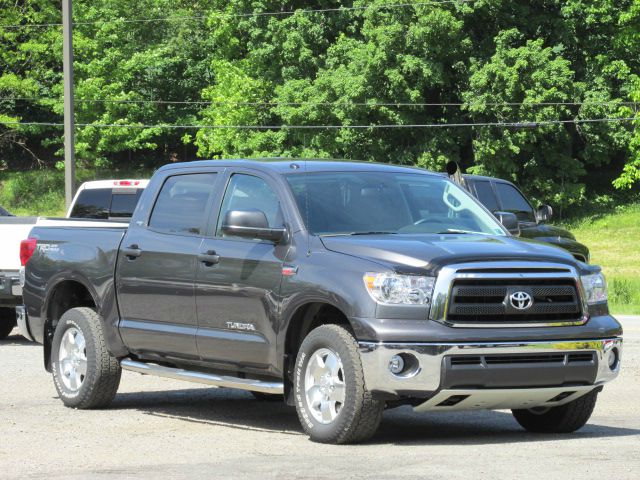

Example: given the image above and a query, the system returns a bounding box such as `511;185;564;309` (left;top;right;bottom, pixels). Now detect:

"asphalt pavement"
1;316;639;479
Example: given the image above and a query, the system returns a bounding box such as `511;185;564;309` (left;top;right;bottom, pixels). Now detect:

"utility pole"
62;0;75;208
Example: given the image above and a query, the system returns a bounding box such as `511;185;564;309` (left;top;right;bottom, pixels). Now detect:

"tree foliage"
1;0;639;207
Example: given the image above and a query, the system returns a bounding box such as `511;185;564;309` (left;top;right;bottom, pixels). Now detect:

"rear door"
195;170;289;373
116;170;222;361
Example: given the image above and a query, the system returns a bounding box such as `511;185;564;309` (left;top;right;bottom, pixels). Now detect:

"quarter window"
149;173;217;235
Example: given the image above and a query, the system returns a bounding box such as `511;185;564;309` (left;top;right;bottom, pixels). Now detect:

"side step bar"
120;358;284;395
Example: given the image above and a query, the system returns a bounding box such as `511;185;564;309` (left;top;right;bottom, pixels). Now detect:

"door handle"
122;244;142;259
198;250;220;266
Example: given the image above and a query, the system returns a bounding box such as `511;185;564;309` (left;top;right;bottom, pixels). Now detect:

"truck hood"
520;222;576;241
320;233;583;274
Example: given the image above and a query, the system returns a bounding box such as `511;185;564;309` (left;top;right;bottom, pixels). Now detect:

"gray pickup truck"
21;160;622;444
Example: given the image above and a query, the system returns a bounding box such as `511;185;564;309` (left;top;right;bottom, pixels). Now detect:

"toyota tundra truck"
20;160;622;444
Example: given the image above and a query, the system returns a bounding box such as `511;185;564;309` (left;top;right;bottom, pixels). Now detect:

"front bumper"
359;338;622;411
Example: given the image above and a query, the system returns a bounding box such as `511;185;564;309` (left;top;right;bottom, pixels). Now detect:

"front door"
116;171;220;361
195;172;289;373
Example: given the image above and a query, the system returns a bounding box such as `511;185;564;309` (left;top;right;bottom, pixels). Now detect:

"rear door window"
149;173;218;235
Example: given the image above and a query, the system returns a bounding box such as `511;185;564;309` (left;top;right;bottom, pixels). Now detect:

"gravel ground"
1;316;639;479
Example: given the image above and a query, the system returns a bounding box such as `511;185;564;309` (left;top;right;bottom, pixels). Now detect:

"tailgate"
0;217;38;271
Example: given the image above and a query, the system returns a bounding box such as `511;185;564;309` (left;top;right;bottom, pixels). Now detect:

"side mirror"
221;209;287;243
536;204;553;223
494;211;521;236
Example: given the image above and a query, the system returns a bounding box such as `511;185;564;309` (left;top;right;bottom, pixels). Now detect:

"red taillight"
20;238;37;266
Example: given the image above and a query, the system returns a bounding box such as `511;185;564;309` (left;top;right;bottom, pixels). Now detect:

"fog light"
608;348;619;371
389;355;405;375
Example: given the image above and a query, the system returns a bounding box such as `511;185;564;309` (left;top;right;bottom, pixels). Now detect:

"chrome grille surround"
429;262;589;328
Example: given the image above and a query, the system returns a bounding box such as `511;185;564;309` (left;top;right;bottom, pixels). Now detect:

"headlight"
580;273;607;304
363;272;435;305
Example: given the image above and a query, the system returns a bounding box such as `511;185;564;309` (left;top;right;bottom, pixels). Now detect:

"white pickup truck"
0;179;148;339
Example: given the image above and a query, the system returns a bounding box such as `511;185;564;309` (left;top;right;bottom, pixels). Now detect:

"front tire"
512;389;599;433
51;307;121;409
294;324;384;444
0;307;17;340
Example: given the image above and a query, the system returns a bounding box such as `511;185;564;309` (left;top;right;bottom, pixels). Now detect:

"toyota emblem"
509;291;533;310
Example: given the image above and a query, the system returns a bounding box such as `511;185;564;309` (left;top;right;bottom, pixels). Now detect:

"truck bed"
22;222;129;345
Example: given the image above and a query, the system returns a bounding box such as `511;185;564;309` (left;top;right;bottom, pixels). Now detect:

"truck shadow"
0;330;36;347
111;387;640;445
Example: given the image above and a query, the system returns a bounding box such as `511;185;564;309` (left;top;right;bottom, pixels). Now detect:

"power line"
1;117;637;130
0;0;476;29
3;97;638;108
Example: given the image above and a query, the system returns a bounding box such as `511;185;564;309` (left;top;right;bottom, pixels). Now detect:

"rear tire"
294;324;384;444
51;307;121;409
512;389;598;433
0;307;16;340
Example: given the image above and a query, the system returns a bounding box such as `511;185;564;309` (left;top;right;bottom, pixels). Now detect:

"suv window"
70;188;145;219
495;182;535;222
217;174;282;238
473;181;499;213
149;173;217;235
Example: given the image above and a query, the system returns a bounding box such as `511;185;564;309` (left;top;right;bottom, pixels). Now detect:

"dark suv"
463;175;590;263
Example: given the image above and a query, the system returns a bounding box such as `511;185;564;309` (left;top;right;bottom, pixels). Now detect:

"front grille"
446;277;583;325
450;352;596;367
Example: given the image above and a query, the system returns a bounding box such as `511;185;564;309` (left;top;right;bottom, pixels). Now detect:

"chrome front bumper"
359;338;622;411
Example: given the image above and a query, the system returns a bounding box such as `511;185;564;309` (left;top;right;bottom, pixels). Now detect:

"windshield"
286;172;506;236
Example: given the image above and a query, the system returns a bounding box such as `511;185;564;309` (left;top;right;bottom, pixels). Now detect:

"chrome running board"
120;358;284;394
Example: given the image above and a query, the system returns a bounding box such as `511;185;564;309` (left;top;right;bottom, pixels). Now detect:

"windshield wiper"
436;229;486;235
350;231;397;236
320;231;397;237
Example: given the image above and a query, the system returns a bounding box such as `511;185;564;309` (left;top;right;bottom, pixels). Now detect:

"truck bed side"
24;224;129;365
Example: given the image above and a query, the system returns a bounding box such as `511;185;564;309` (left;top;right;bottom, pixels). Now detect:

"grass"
0;168;154;217
567;203;640;315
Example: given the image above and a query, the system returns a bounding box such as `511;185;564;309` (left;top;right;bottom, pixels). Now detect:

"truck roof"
462;173;515;185
158;158;442;176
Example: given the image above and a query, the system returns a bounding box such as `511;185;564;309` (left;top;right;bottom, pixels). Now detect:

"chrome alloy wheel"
58;327;87;391
304;348;346;424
